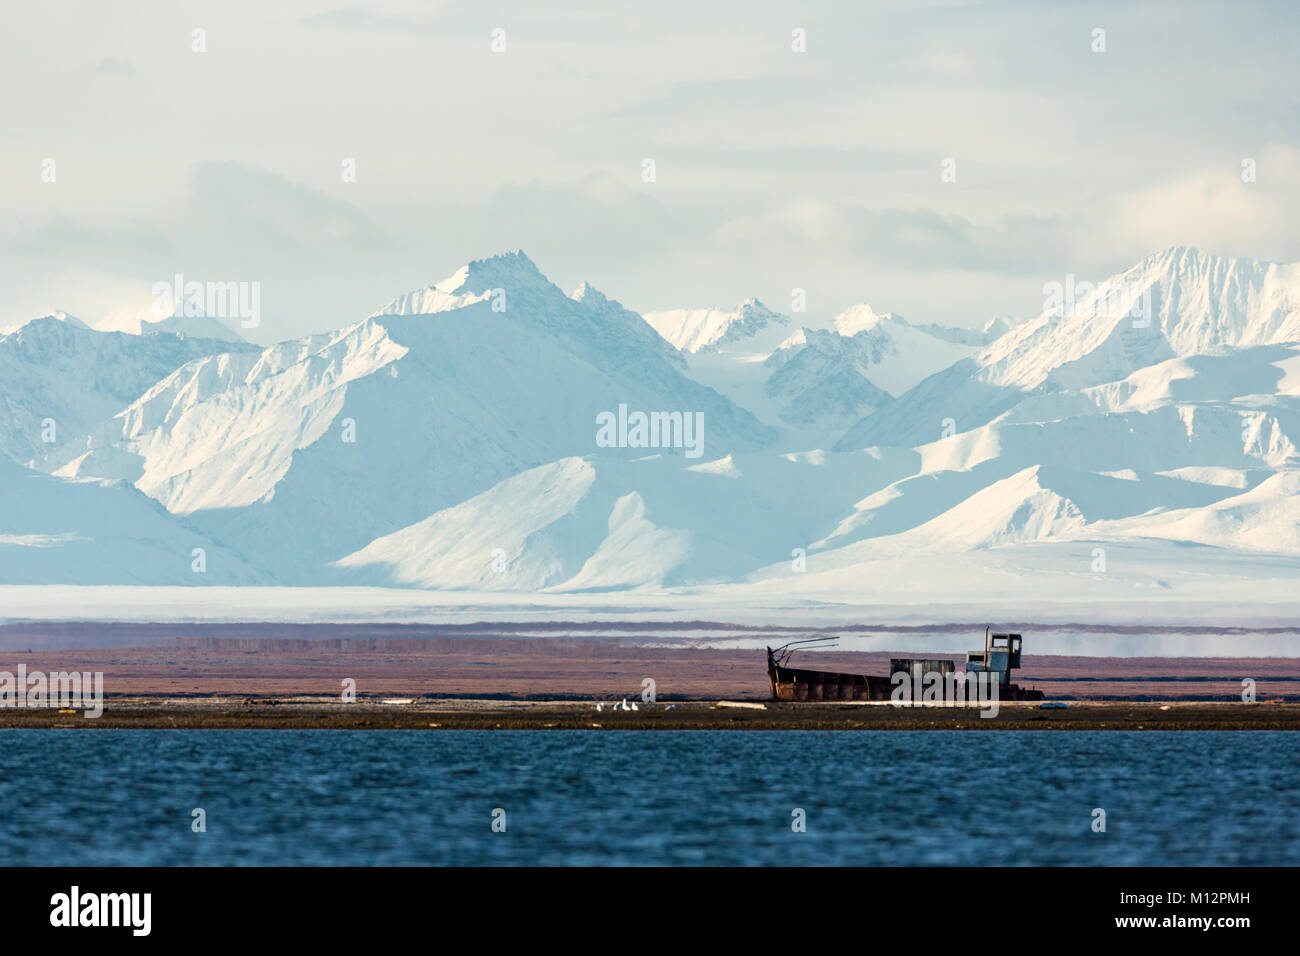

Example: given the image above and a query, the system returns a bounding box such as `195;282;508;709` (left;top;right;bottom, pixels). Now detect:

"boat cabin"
966;629;1023;684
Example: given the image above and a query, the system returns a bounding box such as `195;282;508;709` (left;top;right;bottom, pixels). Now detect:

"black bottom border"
0;866;1278;942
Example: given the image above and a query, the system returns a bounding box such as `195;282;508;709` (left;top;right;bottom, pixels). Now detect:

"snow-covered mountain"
643;298;791;354
982;246;1300;391
0;454;264;585
837;245;1300;449
809;306;977;397
334;447;919;590
96;306;247;343
644;298;981;441
45;252;775;583
9;245;1300;597
761;329;897;431
335;247;1300;592
0;309;90;335
0;313;256;465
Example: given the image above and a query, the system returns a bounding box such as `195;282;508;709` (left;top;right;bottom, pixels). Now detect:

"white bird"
596;702;604;712
631;702;639;711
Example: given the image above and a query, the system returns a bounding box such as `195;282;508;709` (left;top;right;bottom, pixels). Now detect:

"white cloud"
1107;146;1300;265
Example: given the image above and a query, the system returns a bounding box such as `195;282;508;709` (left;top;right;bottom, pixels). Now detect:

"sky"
2;0;1298;343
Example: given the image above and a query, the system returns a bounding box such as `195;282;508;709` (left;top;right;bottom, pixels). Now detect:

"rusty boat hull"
766;648;1045;702
767;660;896;701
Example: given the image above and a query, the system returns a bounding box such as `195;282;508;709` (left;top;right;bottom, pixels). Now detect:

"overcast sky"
2;0;1297;343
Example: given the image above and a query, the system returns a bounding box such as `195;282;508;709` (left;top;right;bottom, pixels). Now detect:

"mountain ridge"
6;245;1300;593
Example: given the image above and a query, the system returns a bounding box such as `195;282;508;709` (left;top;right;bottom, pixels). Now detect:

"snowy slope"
642;298;791;354
645;298;980;443
0;310;90;333
52;252;775;583
836;248;1300;450
335;447;919;590
11;244;1300;593
96;307;246;343
983;247;1300;391
760;329;896;431
825;307;980;396
851;465;1089;553
1100;471;1300;553
0;455;264;585
0;314;256;466
793;248;1300;594
51;320;408;510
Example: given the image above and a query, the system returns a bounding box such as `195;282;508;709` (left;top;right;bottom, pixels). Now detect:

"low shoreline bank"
3;697;1298;730
6;636;1300;701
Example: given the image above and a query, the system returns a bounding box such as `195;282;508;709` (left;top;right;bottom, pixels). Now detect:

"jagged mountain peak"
11;244;1300;593
1141;244;1263;273
371;250;557;317
2;310;91;335
570;281;611;306
96;306;246;343
734;296;781;317
440;249;546;293
981;315;1019;338
833;304;908;337
642;298;792;353
975;246;1300;390
35;309;90;329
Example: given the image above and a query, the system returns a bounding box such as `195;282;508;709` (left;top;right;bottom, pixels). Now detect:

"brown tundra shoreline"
4;633;1300;728
4;697;1299;730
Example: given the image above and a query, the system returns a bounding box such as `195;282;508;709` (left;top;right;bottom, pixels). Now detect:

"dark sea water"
1;730;1295;866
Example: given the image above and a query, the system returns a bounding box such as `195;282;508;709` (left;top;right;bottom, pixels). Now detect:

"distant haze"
2;0;1298;342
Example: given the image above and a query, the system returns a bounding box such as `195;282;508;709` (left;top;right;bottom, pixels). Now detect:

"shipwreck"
766;628;1045;702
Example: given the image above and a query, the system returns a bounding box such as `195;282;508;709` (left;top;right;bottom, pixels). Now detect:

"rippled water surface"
1;730;1295;865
